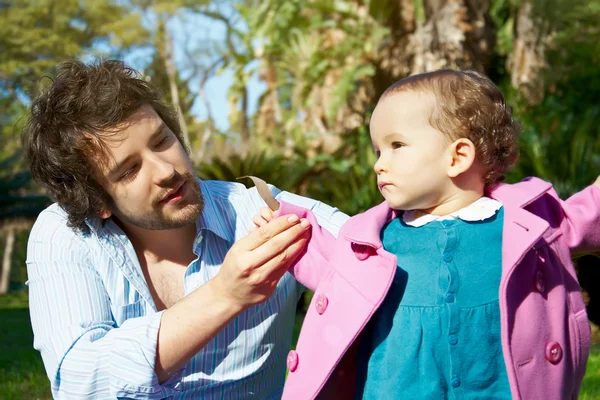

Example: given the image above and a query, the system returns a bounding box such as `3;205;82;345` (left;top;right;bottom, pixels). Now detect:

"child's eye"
374;149;381;158
391;142;404;149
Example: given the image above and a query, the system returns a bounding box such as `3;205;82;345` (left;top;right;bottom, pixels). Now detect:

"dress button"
442;220;454;227
286;350;299;372
451;377;461;388
545;342;563;364
534;270;545;293
315;294;329;315
351;243;373;261
448;334;458;345
445;293;455;303
443;253;453;262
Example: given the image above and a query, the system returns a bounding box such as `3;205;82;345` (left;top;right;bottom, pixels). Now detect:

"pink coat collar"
342;177;553;254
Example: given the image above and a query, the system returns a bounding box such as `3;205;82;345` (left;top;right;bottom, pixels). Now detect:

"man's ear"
447;138;477;178
98;209;112;219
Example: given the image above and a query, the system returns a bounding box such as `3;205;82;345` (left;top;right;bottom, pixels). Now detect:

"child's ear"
447;138;476;178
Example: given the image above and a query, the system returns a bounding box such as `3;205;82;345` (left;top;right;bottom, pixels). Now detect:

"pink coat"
274;178;600;400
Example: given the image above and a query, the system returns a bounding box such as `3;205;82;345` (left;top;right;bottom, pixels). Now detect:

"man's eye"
155;134;173;149
155;137;168;148
119;166;137;181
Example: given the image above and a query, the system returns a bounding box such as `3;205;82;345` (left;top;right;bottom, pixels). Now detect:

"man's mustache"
152;172;195;206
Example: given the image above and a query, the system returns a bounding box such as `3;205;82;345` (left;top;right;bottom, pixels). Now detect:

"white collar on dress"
402;197;503;227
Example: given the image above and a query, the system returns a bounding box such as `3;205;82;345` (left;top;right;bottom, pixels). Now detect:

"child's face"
370;90;454;212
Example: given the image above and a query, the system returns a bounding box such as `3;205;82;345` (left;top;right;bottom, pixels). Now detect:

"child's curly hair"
383;69;521;186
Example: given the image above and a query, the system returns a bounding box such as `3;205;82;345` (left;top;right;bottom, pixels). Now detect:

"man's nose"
150;153;176;185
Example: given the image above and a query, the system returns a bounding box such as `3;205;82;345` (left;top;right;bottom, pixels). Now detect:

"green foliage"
507;97;600;197
504;0;600;196
196;151;313;194
0;152;50;222
0;0;145;97
304;126;381;215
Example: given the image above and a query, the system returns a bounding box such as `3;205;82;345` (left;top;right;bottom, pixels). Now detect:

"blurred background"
1;0;600;398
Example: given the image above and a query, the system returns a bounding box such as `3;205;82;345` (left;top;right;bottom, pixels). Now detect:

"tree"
0;152;50;294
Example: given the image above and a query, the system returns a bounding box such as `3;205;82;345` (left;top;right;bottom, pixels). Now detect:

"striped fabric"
26;179;349;399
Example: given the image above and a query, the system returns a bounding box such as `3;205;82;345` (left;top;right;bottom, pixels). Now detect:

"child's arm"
253;204;337;291
558;177;600;255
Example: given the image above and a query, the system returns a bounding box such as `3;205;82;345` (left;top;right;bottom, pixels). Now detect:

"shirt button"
443;253;453;262
195;235;204;246
286;350;299;372
451;377;461;388
534;270;545;293
448;334;458;345
315;294;329;315
445;293;455;303
545;342;563;364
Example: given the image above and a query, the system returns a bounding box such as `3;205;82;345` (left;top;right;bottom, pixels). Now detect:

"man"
23;59;348;399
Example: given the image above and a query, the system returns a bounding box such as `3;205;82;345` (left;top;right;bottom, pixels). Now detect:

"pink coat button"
287;350;299;372
535;270;545;293
545;342;562;364
351;243;373;261
315;294;329;315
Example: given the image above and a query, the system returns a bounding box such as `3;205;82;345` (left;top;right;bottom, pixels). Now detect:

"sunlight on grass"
580;344;600;399
0;293;51;400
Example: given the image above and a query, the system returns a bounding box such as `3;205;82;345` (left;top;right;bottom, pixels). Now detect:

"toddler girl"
254;70;600;399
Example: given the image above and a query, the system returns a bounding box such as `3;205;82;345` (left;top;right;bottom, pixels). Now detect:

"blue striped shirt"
26;179;348;399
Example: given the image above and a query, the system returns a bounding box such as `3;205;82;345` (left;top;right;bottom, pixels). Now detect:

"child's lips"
378;182;391;190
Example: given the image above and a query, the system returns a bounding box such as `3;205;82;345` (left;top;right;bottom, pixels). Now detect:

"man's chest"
143;262;188;310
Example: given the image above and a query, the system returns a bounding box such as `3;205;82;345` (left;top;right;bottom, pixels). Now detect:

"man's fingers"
260;207;274;222
247;218;310;269
253;215;267;227
255;230;311;279
239;214;305;250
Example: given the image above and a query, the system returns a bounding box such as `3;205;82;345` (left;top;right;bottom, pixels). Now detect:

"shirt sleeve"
558;184;600;255
274;190;350;238
26;209;184;400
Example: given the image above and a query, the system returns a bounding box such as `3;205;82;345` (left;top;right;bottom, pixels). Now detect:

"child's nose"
373;158;387;174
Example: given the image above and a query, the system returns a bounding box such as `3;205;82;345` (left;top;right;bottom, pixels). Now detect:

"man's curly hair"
23;59;184;233
383;69;521;186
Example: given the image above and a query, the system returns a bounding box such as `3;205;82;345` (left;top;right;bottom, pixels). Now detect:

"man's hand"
252;207;275;228
211;213;310;310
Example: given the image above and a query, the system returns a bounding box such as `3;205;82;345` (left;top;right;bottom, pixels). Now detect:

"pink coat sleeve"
559;185;600;254
275;201;337;291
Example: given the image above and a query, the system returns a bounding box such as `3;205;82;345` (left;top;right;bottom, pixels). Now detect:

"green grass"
581;344;600;399
0;293;51;400
1;292;600;399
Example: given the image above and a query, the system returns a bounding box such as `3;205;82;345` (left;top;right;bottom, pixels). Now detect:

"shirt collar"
196;178;236;243
402;196;503;227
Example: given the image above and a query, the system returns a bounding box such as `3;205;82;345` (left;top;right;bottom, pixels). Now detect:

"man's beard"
112;172;204;230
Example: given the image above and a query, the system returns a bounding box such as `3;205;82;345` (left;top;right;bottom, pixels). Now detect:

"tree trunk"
162;18;192;153
508;1;549;105
239;86;250;156
0;229;15;295
374;0;496;98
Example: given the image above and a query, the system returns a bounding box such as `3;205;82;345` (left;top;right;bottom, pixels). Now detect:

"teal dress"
354;208;511;399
